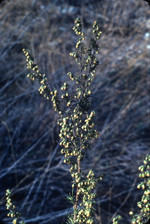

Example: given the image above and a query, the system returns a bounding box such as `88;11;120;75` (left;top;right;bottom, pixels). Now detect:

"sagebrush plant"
5;18;150;224
22;17;102;224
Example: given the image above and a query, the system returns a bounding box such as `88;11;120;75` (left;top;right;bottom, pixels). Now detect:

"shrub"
5;18;150;224
22;17;102;224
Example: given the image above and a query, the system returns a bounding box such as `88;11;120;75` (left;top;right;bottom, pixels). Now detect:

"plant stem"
74;155;81;221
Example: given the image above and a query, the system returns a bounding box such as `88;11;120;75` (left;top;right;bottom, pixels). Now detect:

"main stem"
74;155;81;221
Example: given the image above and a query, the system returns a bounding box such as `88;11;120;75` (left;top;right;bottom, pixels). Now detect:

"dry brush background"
0;0;149;223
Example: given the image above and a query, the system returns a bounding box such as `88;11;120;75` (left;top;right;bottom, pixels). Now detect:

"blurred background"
0;0;149;223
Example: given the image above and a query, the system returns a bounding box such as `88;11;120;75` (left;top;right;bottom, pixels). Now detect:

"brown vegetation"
0;0;149;223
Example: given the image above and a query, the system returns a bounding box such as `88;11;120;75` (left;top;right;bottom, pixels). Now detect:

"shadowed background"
0;0;149;223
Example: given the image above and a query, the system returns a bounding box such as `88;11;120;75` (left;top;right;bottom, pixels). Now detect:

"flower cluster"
74;170;97;224
73;18;82;36
112;215;122;224
81;111;99;141
129;154;150;224
92;21;102;40
22;49;51;100
67;72;76;81
50;89;61;113
6;189;25;224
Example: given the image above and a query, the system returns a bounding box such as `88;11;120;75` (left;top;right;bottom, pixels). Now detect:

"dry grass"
0;0;149;223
